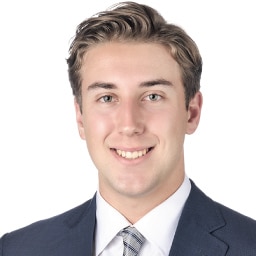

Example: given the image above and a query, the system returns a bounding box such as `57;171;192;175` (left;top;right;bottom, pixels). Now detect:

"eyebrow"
139;79;173;87
87;82;117;91
87;79;173;90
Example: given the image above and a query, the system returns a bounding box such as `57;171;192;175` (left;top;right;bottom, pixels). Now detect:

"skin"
75;42;202;223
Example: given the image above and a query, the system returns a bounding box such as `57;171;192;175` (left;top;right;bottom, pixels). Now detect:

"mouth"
112;147;153;160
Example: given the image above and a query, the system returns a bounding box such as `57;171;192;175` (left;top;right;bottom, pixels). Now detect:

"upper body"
2;1;256;255
1;180;256;255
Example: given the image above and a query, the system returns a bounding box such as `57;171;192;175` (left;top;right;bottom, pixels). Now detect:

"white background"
0;0;255;236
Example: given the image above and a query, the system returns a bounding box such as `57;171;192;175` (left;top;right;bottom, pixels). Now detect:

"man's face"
75;42;202;203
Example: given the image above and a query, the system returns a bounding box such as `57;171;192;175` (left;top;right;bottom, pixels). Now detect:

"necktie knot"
118;226;145;256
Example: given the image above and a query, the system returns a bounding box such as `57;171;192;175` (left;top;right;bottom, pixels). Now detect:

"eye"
145;93;162;101
99;95;113;103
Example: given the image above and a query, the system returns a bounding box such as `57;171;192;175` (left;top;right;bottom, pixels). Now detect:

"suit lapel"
169;181;228;256
61;194;97;255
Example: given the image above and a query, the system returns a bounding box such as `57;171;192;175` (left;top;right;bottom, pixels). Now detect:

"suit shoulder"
216;201;256;235
212;202;256;254
183;181;256;254
0;196;96;255
217;201;256;224
190;180;256;228
9;196;94;233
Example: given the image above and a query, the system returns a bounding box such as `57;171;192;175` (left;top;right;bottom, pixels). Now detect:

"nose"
116;100;144;136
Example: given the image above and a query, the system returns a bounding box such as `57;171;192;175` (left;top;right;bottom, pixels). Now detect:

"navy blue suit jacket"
1;181;256;255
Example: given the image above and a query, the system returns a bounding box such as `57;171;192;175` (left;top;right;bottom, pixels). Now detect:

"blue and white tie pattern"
118;226;145;256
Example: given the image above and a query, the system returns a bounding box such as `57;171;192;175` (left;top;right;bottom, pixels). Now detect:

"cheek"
84;112;113;140
154;110;187;140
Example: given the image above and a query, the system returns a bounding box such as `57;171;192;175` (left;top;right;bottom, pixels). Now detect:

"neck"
100;171;185;224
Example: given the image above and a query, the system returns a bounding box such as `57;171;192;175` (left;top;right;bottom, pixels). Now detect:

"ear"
186;91;203;135
74;99;86;140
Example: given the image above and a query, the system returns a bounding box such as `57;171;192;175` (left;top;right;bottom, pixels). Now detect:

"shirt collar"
95;176;191;256
95;192;130;256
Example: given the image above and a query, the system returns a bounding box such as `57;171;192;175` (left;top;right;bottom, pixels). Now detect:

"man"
1;1;256;255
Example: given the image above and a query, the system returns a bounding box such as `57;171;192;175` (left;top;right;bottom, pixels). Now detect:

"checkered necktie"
118;226;145;256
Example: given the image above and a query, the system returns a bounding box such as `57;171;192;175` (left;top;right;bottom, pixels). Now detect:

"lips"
114;148;152;159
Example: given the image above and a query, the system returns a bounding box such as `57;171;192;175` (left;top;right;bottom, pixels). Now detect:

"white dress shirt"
95;176;191;256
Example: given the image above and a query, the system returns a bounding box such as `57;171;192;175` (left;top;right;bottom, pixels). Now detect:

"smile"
115;148;152;159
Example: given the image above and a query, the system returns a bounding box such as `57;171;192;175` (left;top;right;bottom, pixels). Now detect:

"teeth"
116;148;149;159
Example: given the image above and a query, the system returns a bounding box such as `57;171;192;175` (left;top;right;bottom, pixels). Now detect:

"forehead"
81;42;182;86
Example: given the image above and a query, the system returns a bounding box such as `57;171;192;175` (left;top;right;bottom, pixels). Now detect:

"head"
67;1;202;111
67;2;203;218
